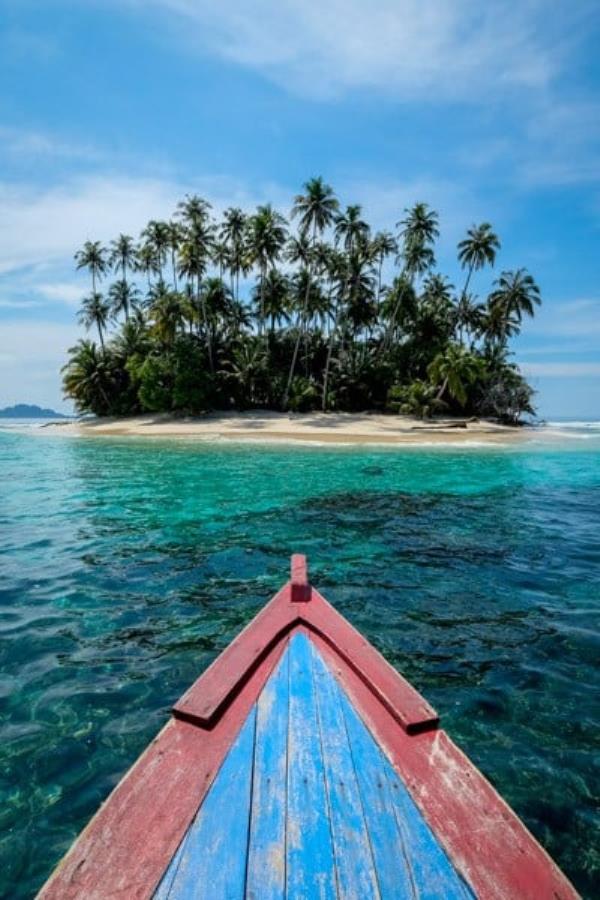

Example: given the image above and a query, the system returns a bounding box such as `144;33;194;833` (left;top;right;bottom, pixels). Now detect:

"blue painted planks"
154;631;474;899
246;646;289;900
336;669;416;899
385;760;474;900
339;678;473;899
286;632;337;899
155;706;257;899
311;641;381;899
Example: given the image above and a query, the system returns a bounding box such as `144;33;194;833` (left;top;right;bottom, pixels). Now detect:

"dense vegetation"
63;178;540;423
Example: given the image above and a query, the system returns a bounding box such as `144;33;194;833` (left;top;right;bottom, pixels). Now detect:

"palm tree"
108;279;140;322
62;340;113;413
177;195;212;228
135;242;161;290
202;277;233;339
225;340;268;407
141;220;170;282
148;285;184;347
380;204;439;350
334;204;369;251
427;343;483;407
220;208;247;301
371;231;398;307
110;318;150;360
178;220;216;368
247;204;288;336
380;275;417;343
488;269;541;330
78;292;110;350
453;293;483;345
457;223;500;299
212;241;230;282
75;241;107;293
284;179;338;408
108;234;136;284
321;248;347;410
166;221;184;290
397;202;439;250
254;269;291;333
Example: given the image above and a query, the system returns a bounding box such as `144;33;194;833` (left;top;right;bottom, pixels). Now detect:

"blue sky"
1;0;599;416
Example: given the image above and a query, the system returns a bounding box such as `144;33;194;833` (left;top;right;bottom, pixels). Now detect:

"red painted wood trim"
37;556;579;900
303;588;439;734
312;632;579;900
38;638;288;900
290;553;311;602
173;585;299;725
172;577;436;733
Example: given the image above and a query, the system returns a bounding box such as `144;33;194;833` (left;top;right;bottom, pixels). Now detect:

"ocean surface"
0;423;599;898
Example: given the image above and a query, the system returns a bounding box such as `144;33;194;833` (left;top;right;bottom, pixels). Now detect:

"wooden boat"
39;555;578;899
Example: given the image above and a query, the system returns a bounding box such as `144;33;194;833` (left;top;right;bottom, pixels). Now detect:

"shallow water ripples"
0;432;599;896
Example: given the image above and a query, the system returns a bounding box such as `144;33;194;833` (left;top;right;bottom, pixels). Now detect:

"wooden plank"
310;642;380;900
304;590;438;734
246;645;289;900
313;632;579;900
38;640;287;900
291;553;311;602
336;679;415;900
153;830;190;900
286;632;337;899
162;706;257;899
173;585;298;725
384;760;474;900
339;680;471;899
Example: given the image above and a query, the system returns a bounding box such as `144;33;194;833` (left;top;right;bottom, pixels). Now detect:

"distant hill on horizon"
0;404;71;419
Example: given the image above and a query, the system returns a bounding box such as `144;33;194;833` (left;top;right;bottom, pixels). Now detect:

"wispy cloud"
521;361;600;377
0;321;80;411
532;298;600;338
134;0;573;100
0;126;105;165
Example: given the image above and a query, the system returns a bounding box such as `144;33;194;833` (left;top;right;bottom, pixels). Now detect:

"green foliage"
387;381;447;419
136;355;174;412
64;182;541;424
286;376;319;412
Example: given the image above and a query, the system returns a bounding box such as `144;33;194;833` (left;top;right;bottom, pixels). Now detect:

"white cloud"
0;126;103;164
532;298;600;338
0;175;185;275
36;282;87;307
0;321;81;412
134;0;570;100
521;361;600;377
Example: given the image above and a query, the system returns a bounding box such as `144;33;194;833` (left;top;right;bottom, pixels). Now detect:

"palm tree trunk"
462;264;474;298
197;274;213;372
283;224;316;408
322;302;340;411
171;251;178;291
97;324;105;352
436;376;448;402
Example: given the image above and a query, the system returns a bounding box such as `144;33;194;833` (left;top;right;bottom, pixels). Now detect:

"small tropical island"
63;178;540;431
0;403;69;419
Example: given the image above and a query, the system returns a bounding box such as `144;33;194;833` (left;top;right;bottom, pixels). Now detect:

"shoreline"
35;411;532;446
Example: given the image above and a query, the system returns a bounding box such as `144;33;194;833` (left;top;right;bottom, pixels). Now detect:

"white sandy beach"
40;411;530;446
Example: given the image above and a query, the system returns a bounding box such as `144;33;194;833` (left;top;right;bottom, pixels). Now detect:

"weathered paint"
339;680;472;900
245;646;289;899
312;630;580;900
37;640;288;900
311;640;380;899
154;708;257;899
38;555;580;900
286;631;337;898
153;633;472;900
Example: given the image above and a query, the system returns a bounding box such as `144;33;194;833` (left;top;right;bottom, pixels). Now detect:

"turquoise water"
0;428;599;898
